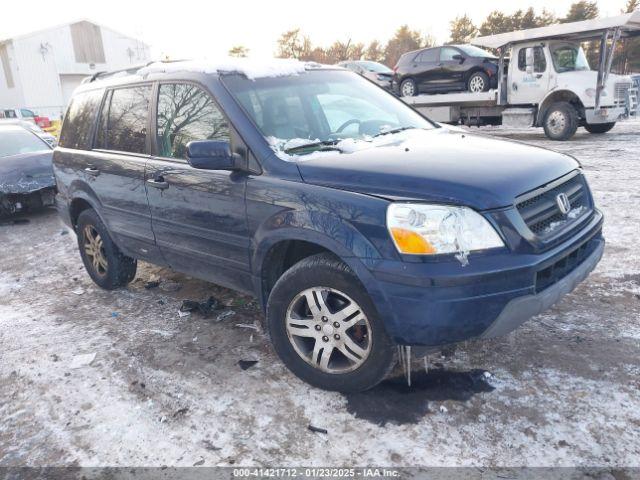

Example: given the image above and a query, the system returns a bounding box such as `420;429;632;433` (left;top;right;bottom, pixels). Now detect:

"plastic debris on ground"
307;425;328;434
235;323;259;331
215;310;235;322
69;352;96;369
238;360;258;370
71;288;84;295
179;296;219;318
144;280;160;289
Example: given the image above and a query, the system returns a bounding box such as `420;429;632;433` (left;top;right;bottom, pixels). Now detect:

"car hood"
0;150;55;194
295;129;579;210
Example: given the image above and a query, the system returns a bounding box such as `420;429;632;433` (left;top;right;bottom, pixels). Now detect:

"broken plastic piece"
179;296;219;318
307;425;328;434
238;360;258;370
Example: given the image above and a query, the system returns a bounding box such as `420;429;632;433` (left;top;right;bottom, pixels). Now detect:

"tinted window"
518;47;547;73
59;90;104;150
440;47;460;61
96;85;151;154
156;83;230;159
3;109;17;118
20;109;35;117
416;49;438;63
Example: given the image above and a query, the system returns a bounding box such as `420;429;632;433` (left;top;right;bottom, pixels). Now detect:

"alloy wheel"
285;287;372;374
83;225;108;276
469;75;485;92
401;81;415;97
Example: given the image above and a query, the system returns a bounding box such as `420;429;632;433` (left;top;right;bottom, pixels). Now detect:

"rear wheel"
76;209;136;290
584;122;615;134
266;253;395;392
542;102;579;141
400;78;417;97
468;71;489;93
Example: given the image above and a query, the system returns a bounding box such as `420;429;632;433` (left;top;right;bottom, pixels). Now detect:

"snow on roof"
473;11;640;49
137;57;314;80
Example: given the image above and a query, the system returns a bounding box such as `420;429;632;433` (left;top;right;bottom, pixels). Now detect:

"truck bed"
402;90;498;107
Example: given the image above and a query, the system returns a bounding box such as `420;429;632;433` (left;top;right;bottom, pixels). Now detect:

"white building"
0;20;151;119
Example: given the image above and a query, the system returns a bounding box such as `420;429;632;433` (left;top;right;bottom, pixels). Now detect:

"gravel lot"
1;121;639;468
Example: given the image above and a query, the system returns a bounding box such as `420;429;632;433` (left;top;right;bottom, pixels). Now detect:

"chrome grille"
615;82;631;105
516;172;592;239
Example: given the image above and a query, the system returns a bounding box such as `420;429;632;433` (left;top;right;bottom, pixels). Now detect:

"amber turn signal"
390;228;436;254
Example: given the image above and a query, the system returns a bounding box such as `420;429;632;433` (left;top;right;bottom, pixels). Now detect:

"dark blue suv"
53;60;604;392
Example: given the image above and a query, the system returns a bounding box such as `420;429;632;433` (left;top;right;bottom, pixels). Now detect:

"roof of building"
473;11;640;49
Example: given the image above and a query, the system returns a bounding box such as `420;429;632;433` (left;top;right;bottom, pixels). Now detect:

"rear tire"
400;78;417;97
542;102;579;141
266;253;395;392
76;209;137;290
584;122;615;134
468;71;489;93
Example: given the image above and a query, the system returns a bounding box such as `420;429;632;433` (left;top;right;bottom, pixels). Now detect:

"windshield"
0;129;50;158
223;70;435;156
356;61;392;73
456;45;497;58
550;44;591;72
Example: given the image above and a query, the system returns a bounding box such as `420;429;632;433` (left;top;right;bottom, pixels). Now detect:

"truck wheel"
542;102;579;140
76;209;137;290
266;253;395;392
400;78;417;97
468;72;489;93
585;122;615;134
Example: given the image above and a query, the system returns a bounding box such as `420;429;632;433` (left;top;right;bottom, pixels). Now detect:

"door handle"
147;177;169;190
84;167;100;177
535;74;543;79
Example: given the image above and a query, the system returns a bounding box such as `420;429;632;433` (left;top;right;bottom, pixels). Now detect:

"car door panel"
145;159;252;292
145;82;253;293
90;84;165;264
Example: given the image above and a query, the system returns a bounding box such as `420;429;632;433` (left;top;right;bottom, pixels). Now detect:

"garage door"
59;74;89;109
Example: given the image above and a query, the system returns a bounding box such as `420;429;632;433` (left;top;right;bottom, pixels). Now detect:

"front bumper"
0;187;56;216
367;209;604;346
585;106;629;124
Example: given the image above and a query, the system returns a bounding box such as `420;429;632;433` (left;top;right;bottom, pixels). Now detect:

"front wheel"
266;253;395;392
584;122;615;134
542;102;579;141
76;208;137;290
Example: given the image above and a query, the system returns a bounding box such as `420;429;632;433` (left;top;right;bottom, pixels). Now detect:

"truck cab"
507;40;635;138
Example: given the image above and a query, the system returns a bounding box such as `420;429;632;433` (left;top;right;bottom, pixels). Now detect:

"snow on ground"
0;120;639;467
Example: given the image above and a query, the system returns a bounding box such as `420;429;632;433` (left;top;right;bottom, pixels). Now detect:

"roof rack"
81;59;190;84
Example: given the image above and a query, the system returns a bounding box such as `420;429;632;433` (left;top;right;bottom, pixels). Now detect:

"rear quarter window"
59;89;104;149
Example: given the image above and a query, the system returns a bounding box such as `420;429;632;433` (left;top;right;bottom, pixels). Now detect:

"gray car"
338;60;393;90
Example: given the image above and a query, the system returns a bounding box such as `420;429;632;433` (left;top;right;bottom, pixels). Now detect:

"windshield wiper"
372;126;417;138
284;139;343;154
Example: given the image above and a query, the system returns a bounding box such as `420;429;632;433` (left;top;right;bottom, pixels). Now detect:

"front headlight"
386;203;504;255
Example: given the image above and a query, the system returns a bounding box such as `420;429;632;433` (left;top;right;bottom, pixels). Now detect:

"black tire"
400;78;417;97
467;71;490;93
76;208;137;290
266;253;395;392
542;102;579;141
584;122;615;134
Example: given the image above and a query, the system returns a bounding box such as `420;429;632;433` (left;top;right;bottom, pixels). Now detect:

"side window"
518;47;546;73
440;47;459;61
96;85;151;154
58;89;104;150
416;49;438;63
4;109;17;118
20;109;35;118
156;83;230;160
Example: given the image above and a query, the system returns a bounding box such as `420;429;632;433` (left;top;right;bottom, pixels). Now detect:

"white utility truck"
403;12;640;140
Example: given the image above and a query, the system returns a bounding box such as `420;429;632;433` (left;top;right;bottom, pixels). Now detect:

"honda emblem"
556;193;571;215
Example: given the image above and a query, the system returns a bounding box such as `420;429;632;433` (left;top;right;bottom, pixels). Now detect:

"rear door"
89;84;165;263
145;82;251;292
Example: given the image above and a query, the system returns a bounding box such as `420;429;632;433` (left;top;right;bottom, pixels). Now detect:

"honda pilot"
53;59;604;392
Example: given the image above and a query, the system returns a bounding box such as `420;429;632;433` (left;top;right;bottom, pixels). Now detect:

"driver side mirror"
186;140;245;171
452;54;465;63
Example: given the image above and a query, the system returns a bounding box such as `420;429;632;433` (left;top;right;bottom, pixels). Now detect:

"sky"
0;0;630;59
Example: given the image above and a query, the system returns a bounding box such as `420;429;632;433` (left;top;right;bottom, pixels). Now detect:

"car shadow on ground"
343;368;495;426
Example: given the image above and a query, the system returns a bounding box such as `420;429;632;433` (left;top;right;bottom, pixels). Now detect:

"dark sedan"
0;125;55;216
392;44;499;97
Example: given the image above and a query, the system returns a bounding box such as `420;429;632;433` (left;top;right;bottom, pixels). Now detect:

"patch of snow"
138;57;311;80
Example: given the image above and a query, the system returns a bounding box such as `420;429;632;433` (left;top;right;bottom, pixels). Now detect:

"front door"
435;47;467;91
145;82;252;292
509;45;551;105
